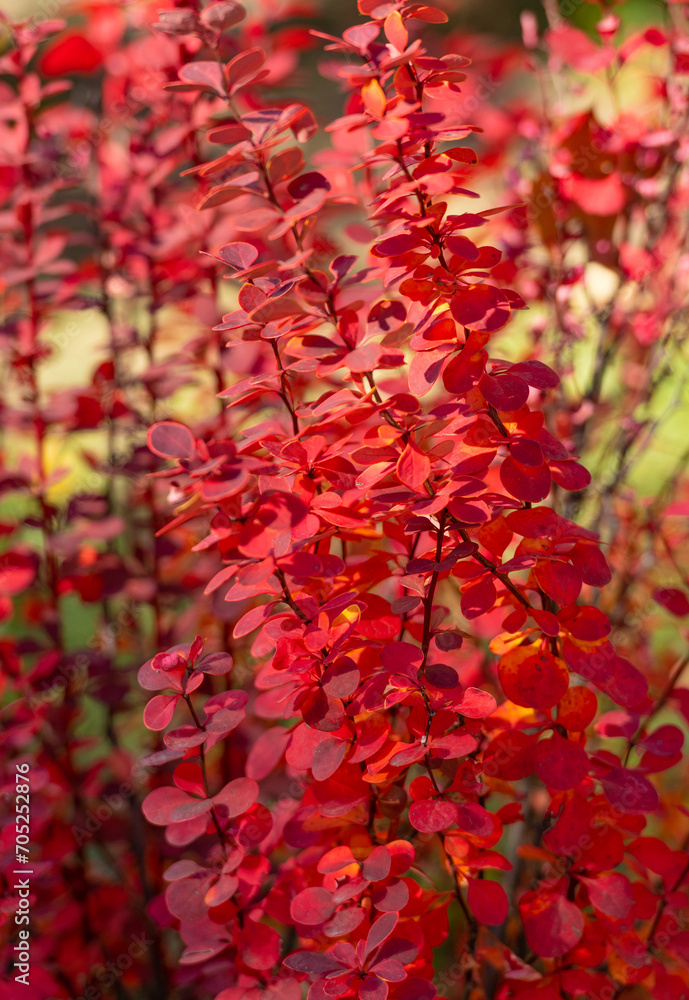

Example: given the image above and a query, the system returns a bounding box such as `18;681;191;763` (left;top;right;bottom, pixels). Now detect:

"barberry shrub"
2;2;689;1000
139;2;689;1000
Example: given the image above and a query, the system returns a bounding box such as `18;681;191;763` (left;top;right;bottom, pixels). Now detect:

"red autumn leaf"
312;737;348;780
364;911;399;958
283;951;345;975
638;725;684;756
446;235;480;260
164;725;207;750
205;872;239;908
467;877;508;925
561;171;627;216
534;733;588;790
225;47;266;88
600;767;659;815
479;372;530;410
143;693;179;731
500;454;552;503
653;587;689;617
498;646;569;710
214;777;259;817
318;845;357;874
142;786;194;826
535;560;582;606
237;921;282;971
245;727;290;780
301;687;345;732
39;33;104;75
510;359;560;389
519;890;584;957
0;550;37;596
450;284;510;332
549;459;591;492
196;652;234;675
506;507;560;538
396;442;431;493
217;242;259;271
166;874;214;922
408;350;452;399
408;798;459;833
179;60;226;95
363;846;392;882
371;877;409;912
604;656;648;709
557;686;598;731
290;886;336;925
147;421;196;459
460;576;497;619
578;873;633;919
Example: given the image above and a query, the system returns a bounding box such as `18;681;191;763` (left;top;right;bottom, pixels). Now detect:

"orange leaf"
384;10;408;52
362;79;386;120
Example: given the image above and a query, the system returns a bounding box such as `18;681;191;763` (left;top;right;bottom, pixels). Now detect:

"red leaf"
450;284;510;332
301;687;345;732
195;652;233;676
467;877;508;925
409;347;452;397
460;576;497;619
363;846;392;882
164;726;207;749
535;560;582;606
408;798;459;833
534;733;588;790
238;921;281;971
561;171;626;216
143;693;179;731
500;455;552;503
364;911;399;959
245;727;290;780
225;47;266;88
283;951;344;974
39;33;103;75
290;887;335;926
498;646;569;710
549;459;591;492
519;890;584;957
179;60;226;95
396;443;431;493
653;587;689;617
312;737;348;780
510;359;560;389
600;767;659;815
218;242;259;271
557;686;597;731
166;874;214;922
0;550;37;596
214;777;259;817
578;873;633;919
147;421;196;459
506;507;560;538
371;877;409;912
639;725;684;757
142;787;193;826
479;373;529;410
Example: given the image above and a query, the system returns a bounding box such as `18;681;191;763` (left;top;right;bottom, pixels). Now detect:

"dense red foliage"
3;2;689;1000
